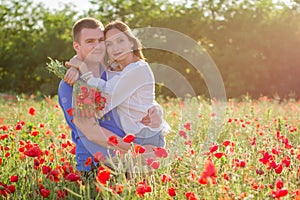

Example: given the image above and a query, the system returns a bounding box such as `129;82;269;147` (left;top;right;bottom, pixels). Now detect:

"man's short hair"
72;17;104;43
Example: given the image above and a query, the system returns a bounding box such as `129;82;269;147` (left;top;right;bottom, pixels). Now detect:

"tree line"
1;0;300;99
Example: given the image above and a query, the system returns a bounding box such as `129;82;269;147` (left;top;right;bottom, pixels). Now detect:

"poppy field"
0;94;300;199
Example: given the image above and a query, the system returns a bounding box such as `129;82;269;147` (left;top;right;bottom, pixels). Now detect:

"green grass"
0;95;299;199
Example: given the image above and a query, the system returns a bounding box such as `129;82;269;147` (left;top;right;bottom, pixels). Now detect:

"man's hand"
141;105;163;128
64;67;79;86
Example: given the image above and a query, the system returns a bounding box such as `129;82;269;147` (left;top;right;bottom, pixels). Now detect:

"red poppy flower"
199;159;217;185
161;173;173;183
222;140;231;147
93;152;105;162
168;187;176;197
15;123;22;130
147;158;160;169
97;167;111;185
69;146;76;155
10;175;18;182
214;152;225;159
24;146;42;157
154;147;168;158
134;145;145;154
209;144;218;153
272;188;288;198
123;134;135;143
47;169;60;182
184;122;191;130
111;184;124;194
107;136;118;146
276;179;284;189
67;108;73;117
28;107;36;116
65;173;80;182
42;165;52;175
40;188;50;198
136;181;152;197
179;130;187;139
31;130;39;137
282;156;291;167
7;185;16;193
84;157;92;167
275;163;283;174
185;191;197;200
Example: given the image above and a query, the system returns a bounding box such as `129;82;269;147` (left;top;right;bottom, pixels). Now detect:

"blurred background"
1;0;300;99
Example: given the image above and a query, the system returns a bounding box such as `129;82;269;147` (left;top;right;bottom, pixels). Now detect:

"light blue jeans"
133;128;165;147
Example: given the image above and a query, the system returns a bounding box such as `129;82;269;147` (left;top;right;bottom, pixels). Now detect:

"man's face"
73;28;105;63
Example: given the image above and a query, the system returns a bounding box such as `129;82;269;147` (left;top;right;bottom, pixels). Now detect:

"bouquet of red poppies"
73;81;107;118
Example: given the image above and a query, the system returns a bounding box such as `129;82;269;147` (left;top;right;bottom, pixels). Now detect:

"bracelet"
80;71;93;82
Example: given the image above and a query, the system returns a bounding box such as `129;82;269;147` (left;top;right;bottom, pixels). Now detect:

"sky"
32;0;294;12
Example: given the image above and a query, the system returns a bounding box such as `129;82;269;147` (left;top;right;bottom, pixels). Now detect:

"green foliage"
46;58;67;80
0;0;300;98
0;95;300;199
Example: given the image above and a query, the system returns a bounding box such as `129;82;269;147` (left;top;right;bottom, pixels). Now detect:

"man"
58;17;161;171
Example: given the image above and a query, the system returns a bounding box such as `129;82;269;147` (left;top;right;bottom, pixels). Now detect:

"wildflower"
184;122;191;130
24;145;42;157
93;152;105;162
134;145;145;154
198;159;217;185
271;188;288;198
111;184;124;194
107;136;118;146
67;108;73;116
136;181;151;197
282;156;291;167
7;185;16;194
185;191;198;200
123;134;135;143
40;188;50;198
275;163;283;174
214;152;225;159
28;107;36;116
42;165;52;175
47;169;60;182
10;175;18;182
56;189;68;199
147;158;160;170
84;157;92;167
155;147;168;158
15;123;22;130
65;173;80;182
275;179;284;189
161;174;173;183
168;187;176;197
209;144;218;153
179;130;187;139
97;167;111;185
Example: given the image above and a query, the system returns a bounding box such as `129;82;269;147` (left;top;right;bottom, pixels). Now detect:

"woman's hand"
65;56;89;74
141;105;163;128
63;67;79;86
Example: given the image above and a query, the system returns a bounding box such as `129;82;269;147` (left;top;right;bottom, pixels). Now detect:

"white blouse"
86;60;169;135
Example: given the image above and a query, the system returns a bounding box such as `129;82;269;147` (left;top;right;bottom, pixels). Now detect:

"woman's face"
105;28;133;63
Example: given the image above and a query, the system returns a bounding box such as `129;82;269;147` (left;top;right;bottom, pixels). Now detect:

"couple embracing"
58;17;170;173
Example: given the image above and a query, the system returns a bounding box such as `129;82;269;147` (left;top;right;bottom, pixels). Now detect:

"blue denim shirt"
58;71;125;171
